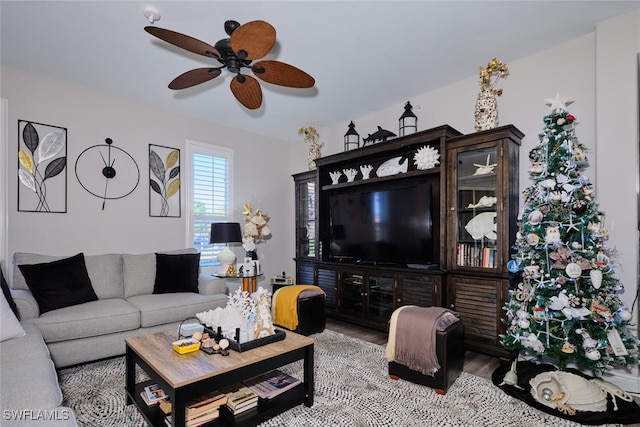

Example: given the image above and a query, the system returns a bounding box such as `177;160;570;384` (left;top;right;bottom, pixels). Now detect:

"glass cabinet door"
294;172;317;259
340;273;364;314
367;275;394;319
454;146;498;269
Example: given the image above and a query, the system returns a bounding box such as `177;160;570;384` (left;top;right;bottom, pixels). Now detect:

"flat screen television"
327;182;435;267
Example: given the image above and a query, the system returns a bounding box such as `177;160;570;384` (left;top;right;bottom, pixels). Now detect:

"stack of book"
163;390;227;427
222;385;258;416
242;369;301;399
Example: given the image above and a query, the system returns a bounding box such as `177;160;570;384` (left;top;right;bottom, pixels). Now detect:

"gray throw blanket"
386;306;459;376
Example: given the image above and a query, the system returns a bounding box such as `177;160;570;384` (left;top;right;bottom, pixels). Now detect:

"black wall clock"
75;138;140;210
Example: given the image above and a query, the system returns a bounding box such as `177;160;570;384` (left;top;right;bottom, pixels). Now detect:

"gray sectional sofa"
1;249;229;426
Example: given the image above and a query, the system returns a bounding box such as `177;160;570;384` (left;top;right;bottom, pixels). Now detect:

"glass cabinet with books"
446;125;522;275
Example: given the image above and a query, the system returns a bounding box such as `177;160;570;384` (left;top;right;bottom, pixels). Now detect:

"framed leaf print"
149;144;181;217
17;120;67;213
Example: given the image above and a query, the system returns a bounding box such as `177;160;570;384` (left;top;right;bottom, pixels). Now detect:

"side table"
214;273;263;293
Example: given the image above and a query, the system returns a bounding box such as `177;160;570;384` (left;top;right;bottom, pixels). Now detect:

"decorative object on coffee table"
474;58;508;131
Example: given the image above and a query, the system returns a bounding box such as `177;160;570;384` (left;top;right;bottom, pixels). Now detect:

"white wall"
1;68;296;285
594;10;640;392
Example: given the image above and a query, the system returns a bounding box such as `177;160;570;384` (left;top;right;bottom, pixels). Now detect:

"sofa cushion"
32;298;140;343
153;253;200;294
122;248;198;298
0;322;50;364
127;293;227;328
0;356;62;410
18;253;98;314
13;252;124;300
1;291;25;342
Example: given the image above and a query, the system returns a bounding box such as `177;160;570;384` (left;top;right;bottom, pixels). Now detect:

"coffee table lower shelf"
127;380;307;426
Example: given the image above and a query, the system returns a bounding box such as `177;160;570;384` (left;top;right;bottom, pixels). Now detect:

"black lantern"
344;121;360;151
399;101;417;137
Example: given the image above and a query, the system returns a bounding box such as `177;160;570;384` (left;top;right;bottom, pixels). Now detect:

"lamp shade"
209;222;242;244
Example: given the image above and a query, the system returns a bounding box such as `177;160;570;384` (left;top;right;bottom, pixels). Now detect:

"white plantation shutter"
186;140;233;271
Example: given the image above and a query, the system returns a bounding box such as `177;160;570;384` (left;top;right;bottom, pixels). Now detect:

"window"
186;140;233;272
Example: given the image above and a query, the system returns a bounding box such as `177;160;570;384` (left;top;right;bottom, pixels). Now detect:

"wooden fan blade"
168;68;222;90
145;26;220;58
229;20;276;60
252;60;315;88
230;75;262;109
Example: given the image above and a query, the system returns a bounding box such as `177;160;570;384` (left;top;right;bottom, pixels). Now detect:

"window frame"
185;139;234;273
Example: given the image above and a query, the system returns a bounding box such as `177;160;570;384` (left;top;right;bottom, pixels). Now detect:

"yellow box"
172;338;201;354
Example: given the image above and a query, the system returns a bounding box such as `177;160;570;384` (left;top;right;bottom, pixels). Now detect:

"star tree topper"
545;91;574;113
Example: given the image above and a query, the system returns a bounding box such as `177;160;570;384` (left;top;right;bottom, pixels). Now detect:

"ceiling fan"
144;20;315;110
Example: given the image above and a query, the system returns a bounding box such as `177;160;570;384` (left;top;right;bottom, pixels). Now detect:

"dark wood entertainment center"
293;124;522;358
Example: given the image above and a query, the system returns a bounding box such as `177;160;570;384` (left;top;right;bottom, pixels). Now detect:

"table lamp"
210;222;242;275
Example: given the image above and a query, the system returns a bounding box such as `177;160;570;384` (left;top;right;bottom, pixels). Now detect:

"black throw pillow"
153;253;201;294
18;253;98;314
1;267;20;319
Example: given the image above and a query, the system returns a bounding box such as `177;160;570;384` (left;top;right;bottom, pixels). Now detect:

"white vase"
308;142;323;170
474;86;499;131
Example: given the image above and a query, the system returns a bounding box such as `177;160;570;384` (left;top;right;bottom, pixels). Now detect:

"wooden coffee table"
125;329;314;427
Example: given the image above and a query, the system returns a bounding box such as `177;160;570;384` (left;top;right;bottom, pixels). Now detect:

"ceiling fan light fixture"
224;20;241;36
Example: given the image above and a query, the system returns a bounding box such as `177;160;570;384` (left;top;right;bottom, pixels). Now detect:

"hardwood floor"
325;317;502;381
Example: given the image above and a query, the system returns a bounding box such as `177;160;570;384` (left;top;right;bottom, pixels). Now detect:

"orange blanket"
271;285;324;331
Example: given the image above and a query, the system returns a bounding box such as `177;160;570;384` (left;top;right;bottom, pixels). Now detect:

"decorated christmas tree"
501;93;639;376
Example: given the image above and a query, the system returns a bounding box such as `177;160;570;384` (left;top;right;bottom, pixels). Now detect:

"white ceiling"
2;1;640;143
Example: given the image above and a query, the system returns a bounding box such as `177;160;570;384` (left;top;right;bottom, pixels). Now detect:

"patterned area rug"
59;329;621;427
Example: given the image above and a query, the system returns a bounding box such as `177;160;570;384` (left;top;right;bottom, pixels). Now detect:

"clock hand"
99;151;108;167
102;177;109;210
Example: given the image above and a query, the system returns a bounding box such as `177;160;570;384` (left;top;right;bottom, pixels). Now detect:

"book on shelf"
222;383;258;413
243;369;301;399
228;402;258;416
143;384;168;405
185;390;227;417
164;407;219;427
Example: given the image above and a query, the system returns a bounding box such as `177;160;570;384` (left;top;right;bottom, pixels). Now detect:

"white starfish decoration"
473;154;497;175
545;91;574;113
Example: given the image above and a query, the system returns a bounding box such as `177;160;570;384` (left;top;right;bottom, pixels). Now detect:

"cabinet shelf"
321;167;439;191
